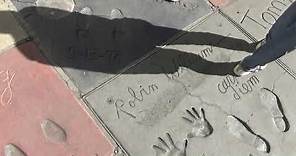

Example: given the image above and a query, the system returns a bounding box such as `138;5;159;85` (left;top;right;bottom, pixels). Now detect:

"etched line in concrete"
0;70;15;106
239;0;293;30
4;144;26;156
82;99;130;156
82;11;217;98
218;9;296;80
217;75;260;100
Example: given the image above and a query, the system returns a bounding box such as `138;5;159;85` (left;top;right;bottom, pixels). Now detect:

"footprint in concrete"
110;8;124;20
41;119;67;143
4;144;26;156
153;133;187;156
259;88;287;132
79;7;93;16
182;107;212;138
36;0;75;19
226;115;269;153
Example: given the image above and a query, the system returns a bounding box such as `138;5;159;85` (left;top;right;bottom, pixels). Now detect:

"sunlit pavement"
0;0;296;156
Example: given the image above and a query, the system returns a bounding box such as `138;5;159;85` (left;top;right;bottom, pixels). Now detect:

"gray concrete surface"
9;0;211;94
85;9;296;155
4;0;296;155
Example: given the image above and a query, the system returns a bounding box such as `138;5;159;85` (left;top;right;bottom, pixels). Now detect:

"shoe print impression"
226;115;268;153
259;88;287;132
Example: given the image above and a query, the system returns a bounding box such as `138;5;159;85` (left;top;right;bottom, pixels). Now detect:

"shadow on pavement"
0;7;257;76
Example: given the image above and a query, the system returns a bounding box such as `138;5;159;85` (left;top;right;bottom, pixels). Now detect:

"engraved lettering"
0;70;15;106
262;11;277;25
107;84;159;119
240;9;268;30
217;75;260;100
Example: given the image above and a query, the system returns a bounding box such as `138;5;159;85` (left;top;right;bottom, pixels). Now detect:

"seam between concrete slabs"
218;8;296;80
81;11;217;156
4;3;214;155
5;0;120;153
82;11;216;98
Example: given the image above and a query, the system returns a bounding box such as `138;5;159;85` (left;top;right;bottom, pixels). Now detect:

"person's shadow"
0;6;257;76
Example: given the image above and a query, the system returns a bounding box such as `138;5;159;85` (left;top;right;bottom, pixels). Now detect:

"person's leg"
234;2;296;76
240;26;296;71
267;1;296;40
233;26;296;76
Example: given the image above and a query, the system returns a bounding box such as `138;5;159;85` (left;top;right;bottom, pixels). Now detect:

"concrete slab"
0;0;27;52
0;42;114;156
277;50;296;79
220;0;296;84
221;0;295;39
85;12;296;155
9;0;212;94
208;0;234;7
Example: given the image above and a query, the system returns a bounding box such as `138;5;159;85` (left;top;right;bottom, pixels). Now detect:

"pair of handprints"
153;107;212;156
0;70;15;106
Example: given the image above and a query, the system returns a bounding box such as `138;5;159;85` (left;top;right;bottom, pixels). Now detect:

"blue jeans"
241;2;296;70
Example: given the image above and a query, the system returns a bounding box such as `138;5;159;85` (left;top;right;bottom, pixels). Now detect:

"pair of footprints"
153;88;287;155
226;88;288;153
153;107;212;156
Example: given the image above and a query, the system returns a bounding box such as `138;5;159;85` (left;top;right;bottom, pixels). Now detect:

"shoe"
256;64;267;71
255;38;267;50
233;63;267;76
233;63;252;76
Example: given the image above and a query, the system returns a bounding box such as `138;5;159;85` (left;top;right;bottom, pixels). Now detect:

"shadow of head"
0;6;254;76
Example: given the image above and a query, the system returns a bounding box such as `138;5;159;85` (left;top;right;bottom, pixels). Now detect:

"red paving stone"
0;42;114;156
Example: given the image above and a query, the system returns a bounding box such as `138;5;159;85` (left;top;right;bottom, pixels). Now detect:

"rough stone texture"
41;119;67;143
0;42;114;156
85;11;296;155
278;51;296;78
4;144;26;156
10;0;211;94
0;0;27;52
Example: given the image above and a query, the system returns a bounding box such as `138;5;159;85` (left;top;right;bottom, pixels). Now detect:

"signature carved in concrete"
217;75;260;100
0;70;15;106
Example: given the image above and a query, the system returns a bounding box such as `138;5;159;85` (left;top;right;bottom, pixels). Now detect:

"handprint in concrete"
182;107;212;138
153;133;187;156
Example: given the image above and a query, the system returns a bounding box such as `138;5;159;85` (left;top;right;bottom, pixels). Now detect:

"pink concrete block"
0;42;114;156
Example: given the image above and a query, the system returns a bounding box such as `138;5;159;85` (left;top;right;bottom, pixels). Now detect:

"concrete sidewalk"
0;0;296;155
